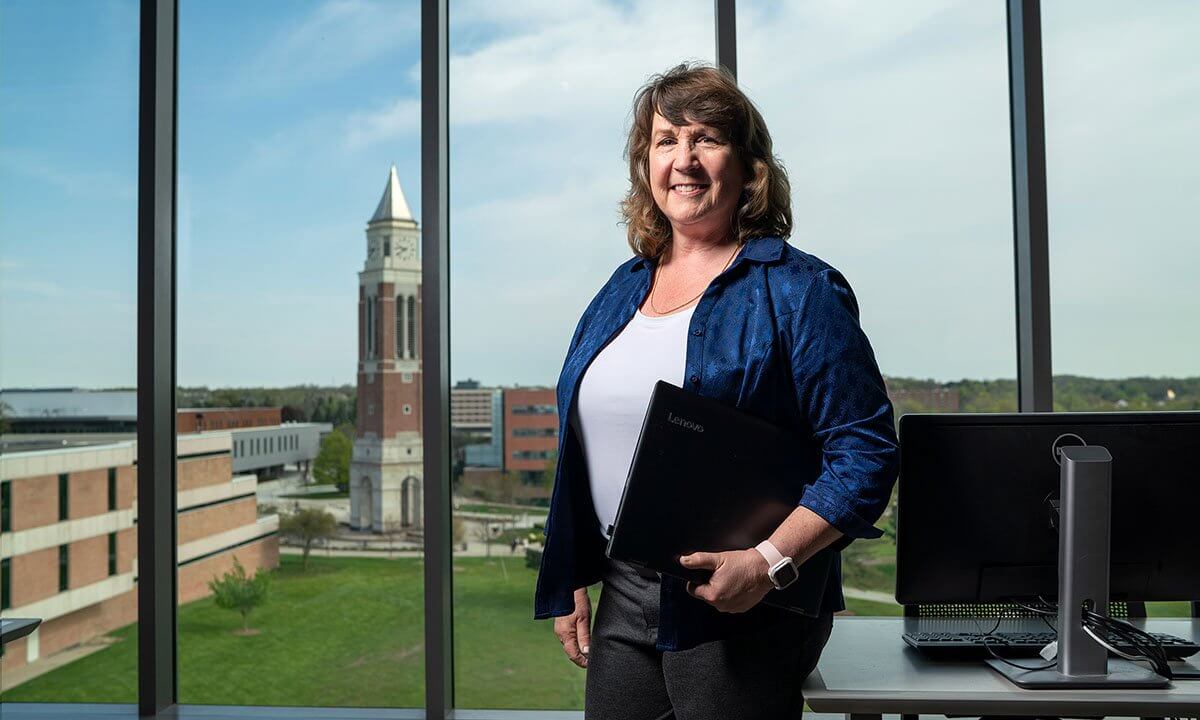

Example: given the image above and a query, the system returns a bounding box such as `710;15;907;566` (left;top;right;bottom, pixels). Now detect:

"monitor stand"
986;444;1166;689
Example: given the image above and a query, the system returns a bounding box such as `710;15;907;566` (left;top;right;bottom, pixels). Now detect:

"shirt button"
689;374;699;385
692;328;703;337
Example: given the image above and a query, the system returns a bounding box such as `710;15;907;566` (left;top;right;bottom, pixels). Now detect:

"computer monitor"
895;411;1200;606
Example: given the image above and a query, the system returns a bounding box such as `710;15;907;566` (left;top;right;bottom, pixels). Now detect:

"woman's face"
648;111;745;239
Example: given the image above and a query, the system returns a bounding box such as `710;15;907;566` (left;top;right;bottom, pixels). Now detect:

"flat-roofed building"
503;387;557;479
451;382;497;435
452;384;503;470
0;433;279;684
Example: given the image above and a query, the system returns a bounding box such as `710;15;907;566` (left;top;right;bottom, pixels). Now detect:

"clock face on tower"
396;237;416;261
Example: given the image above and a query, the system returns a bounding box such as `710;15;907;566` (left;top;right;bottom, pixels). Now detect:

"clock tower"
350;165;423;532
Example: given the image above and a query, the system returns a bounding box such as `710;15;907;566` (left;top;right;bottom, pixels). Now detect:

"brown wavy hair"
620;63;792;259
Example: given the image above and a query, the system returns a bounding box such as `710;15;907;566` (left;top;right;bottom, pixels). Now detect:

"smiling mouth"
671;183;709;196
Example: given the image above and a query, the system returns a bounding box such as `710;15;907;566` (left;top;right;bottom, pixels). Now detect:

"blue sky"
2;0;1197;390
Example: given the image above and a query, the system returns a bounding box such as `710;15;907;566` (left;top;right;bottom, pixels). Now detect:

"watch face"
773;561;799;588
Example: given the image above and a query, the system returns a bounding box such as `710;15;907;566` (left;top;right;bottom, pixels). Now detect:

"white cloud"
345;97;421;150
227;0;419;97
448;0;711;127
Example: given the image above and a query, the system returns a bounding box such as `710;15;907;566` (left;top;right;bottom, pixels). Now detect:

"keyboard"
903;630;1200;660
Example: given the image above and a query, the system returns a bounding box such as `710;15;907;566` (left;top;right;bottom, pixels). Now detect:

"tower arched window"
406;295;417;358
366;297;375;358
395;294;404;358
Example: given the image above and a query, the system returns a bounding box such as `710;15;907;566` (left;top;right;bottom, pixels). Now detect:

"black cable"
981;634;1058;672
1007;598;1060;634
1004;597;1174;679
1082;610;1173;679
972;608;1058;672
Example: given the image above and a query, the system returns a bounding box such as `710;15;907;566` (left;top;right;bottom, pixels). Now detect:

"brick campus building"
0;404;326;685
502;387;558;476
0;434;277;680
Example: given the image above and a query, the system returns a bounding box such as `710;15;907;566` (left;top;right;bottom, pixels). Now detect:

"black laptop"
604;381;834;614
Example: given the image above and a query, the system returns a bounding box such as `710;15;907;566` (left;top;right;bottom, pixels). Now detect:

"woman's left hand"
680;549;775;613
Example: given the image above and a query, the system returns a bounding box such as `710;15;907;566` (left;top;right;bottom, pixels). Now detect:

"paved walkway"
282;539;538;559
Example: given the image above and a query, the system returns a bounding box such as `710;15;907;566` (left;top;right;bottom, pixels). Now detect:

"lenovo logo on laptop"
667;411;704;433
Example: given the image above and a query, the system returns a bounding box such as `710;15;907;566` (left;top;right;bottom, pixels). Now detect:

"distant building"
504;387;557;480
0;389;329;481
451;382;497;435
228;423;331;480
452;384;503;469
0;388;139;433
177;407;281;433
351;166;423;532
0;434;279;684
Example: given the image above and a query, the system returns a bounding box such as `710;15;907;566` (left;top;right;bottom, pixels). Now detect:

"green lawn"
278;490;349;500
3;554;1188;708
2;555;594;709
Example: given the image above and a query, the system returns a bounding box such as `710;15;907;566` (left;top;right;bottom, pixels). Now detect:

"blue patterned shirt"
534;235;899;651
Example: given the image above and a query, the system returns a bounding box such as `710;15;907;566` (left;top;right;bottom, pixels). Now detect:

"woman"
534;63;900;719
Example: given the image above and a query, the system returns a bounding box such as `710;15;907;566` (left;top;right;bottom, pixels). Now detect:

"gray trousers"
585;557;834;720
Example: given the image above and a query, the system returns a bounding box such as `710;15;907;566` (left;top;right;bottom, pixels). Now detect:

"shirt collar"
629;236;786;272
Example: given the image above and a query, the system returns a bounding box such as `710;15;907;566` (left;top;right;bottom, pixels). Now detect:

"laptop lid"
605;381;834;613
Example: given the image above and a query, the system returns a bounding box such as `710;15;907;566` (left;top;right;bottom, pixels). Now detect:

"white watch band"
755;540;796;590
754;539;786;569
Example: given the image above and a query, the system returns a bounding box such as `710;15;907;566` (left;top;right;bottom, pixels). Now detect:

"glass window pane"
1044;0;1200;410
739;1;1016;411
739;0;1016;616
0;0;139;702
176;0;423;708
448;2;711;711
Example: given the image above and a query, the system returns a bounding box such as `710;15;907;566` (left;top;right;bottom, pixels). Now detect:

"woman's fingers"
576;610;591;664
561;626;587;668
555;615;588;668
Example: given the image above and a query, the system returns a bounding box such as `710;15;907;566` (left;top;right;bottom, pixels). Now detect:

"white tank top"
573;304;696;539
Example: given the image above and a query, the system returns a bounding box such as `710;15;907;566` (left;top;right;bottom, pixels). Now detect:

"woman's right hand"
554;587;592;668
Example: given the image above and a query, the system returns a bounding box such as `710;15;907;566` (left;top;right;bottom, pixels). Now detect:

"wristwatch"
755;540;799;590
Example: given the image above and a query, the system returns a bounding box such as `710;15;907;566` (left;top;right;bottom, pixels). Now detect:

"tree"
473;520;503;558
313;430;352;492
207;556;270;635
333;422;356;442
539;453;558;490
281;404;307;423
279;508;337;570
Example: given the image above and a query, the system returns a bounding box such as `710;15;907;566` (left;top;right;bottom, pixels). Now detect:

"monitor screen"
895;412;1200;605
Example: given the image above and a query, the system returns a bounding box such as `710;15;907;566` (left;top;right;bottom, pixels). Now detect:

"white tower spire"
370;164;414;224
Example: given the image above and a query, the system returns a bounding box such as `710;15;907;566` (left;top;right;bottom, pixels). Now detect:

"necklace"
648;241;741;316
